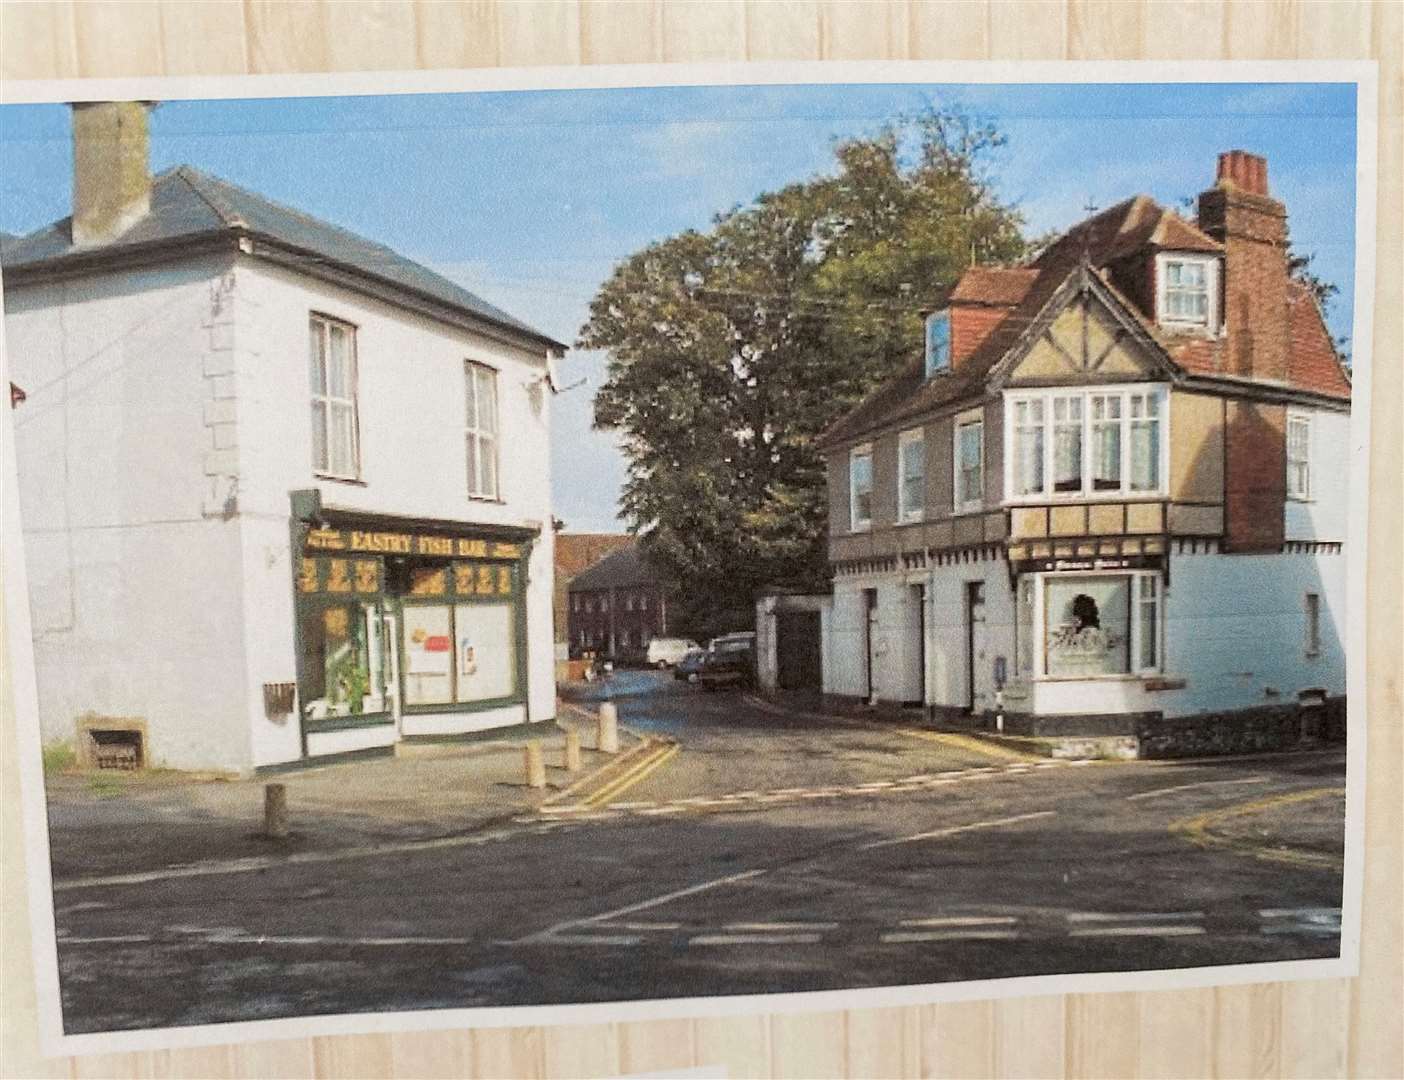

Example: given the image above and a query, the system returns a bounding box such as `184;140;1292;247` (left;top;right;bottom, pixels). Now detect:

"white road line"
1067;911;1205;923
516;868;767;945
723;922;840;932
1259;907;1341;918
601;921;682;931
542;934;643;947
882;930;1020;943
690;933;822;946
900;916;1018;927
1125;776;1270;801
1262;924;1340;936
1070;926;1206;938
860;810;1055;850
607;801;656;810
60;935;153;945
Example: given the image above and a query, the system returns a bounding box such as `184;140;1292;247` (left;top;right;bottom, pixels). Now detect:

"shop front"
1004;551;1169;718
293;511;537;756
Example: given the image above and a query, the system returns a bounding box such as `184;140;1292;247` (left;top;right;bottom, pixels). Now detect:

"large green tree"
579;109;1030;637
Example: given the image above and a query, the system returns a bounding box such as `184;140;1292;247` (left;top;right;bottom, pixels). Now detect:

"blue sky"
0;81;1357;532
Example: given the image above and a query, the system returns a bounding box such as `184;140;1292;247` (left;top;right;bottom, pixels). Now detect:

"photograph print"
0;72;1362;1041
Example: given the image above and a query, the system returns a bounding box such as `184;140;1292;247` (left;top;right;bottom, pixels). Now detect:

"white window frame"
1155;252;1220;332
309;313;361;480
1003;384;1169;504
465;360;500;500
953;413;985;514
1287;411;1312;501
1025;569;1164;680
898;428;925;523
849;444;874;532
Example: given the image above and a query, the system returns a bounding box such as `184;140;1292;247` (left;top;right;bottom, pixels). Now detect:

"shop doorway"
776;610;822;691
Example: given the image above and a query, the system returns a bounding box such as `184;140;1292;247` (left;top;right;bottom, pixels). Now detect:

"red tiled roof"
950;266;1039;306
818;192;1341;449
1285;281;1352;399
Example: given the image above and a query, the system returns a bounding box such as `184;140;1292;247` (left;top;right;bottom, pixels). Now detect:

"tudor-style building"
3;103;564;773
817;151;1350;734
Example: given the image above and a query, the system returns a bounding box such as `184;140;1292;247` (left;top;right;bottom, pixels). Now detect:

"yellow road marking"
897;728;1043;763
584;744;680;808
1169;787;1344;871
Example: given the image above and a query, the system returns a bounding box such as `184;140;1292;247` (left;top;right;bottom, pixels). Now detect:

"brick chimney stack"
1196;150;1289;383
71;102;153;246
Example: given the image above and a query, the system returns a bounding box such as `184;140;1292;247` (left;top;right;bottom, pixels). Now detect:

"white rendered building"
816;151;1350;748
3;102;564;773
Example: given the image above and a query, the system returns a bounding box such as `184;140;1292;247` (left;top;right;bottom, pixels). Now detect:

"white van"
646;637;702;668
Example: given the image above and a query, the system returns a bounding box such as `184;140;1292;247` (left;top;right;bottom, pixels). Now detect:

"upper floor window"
640;596;648;611
309;314;360;479
899;429;925;522
924;310;951;377
850;445;873;531
1005;386;1166;502
625;595;635;612
954;416;984;512
465;361;499;499
1157;254;1218;330
1287;412;1311;500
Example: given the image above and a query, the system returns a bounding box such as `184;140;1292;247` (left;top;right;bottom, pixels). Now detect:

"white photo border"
0;57;1377;1059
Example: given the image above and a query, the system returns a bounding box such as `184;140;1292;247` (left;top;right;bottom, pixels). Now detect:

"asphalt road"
50;679;1345;1035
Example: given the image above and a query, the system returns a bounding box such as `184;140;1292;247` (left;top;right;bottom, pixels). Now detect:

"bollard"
597;701;620;754
564;728;582;772
263;782;289;839
524;740;546;788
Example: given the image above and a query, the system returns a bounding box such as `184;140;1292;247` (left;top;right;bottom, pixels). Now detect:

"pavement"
43;708;641;881
39;670;1348;1034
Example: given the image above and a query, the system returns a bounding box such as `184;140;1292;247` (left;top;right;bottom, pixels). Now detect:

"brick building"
552;532;633;656
809;150;1350;740
565;544;671;662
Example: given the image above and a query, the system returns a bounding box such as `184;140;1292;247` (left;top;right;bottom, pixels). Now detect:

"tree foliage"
579;108;1029;637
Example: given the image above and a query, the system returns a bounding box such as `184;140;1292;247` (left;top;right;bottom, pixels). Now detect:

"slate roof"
567;543;660;592
819;193;1348;449
0;166;564;350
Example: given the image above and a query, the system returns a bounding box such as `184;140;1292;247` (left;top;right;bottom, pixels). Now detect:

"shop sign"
298;557;382;596
306;526;522;561
1017;554;1162;575
406;621;453;676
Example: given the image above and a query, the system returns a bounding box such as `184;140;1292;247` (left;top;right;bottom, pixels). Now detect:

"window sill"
1004;492;1167;507
850;522;872;534
467;494;506;505
899;513;925;525
954;502;984;516
316;473;367;487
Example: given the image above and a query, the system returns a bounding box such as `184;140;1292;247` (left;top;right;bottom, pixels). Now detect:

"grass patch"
42;742;77;774
86;773;127;797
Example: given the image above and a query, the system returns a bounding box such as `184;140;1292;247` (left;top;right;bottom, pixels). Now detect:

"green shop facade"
291;499;539;756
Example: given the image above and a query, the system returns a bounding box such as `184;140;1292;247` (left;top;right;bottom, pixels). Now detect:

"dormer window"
924;310;951;377
1156;253;1219;330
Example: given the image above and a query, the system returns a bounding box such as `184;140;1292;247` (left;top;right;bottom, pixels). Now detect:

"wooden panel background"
0;2;1399;1076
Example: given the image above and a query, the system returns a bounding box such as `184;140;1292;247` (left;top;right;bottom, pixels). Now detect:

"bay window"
1005;386;1167;501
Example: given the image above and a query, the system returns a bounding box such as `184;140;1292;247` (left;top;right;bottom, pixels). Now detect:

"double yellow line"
581;741;680;808
898;727;1043;763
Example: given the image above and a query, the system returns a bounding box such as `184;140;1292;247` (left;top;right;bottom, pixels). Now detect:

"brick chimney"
1196;150;1289;382
71;101;153;246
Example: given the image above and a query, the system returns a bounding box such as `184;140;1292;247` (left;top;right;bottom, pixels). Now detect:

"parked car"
697;636;756;691
647;637;702;669
674;648;708;682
